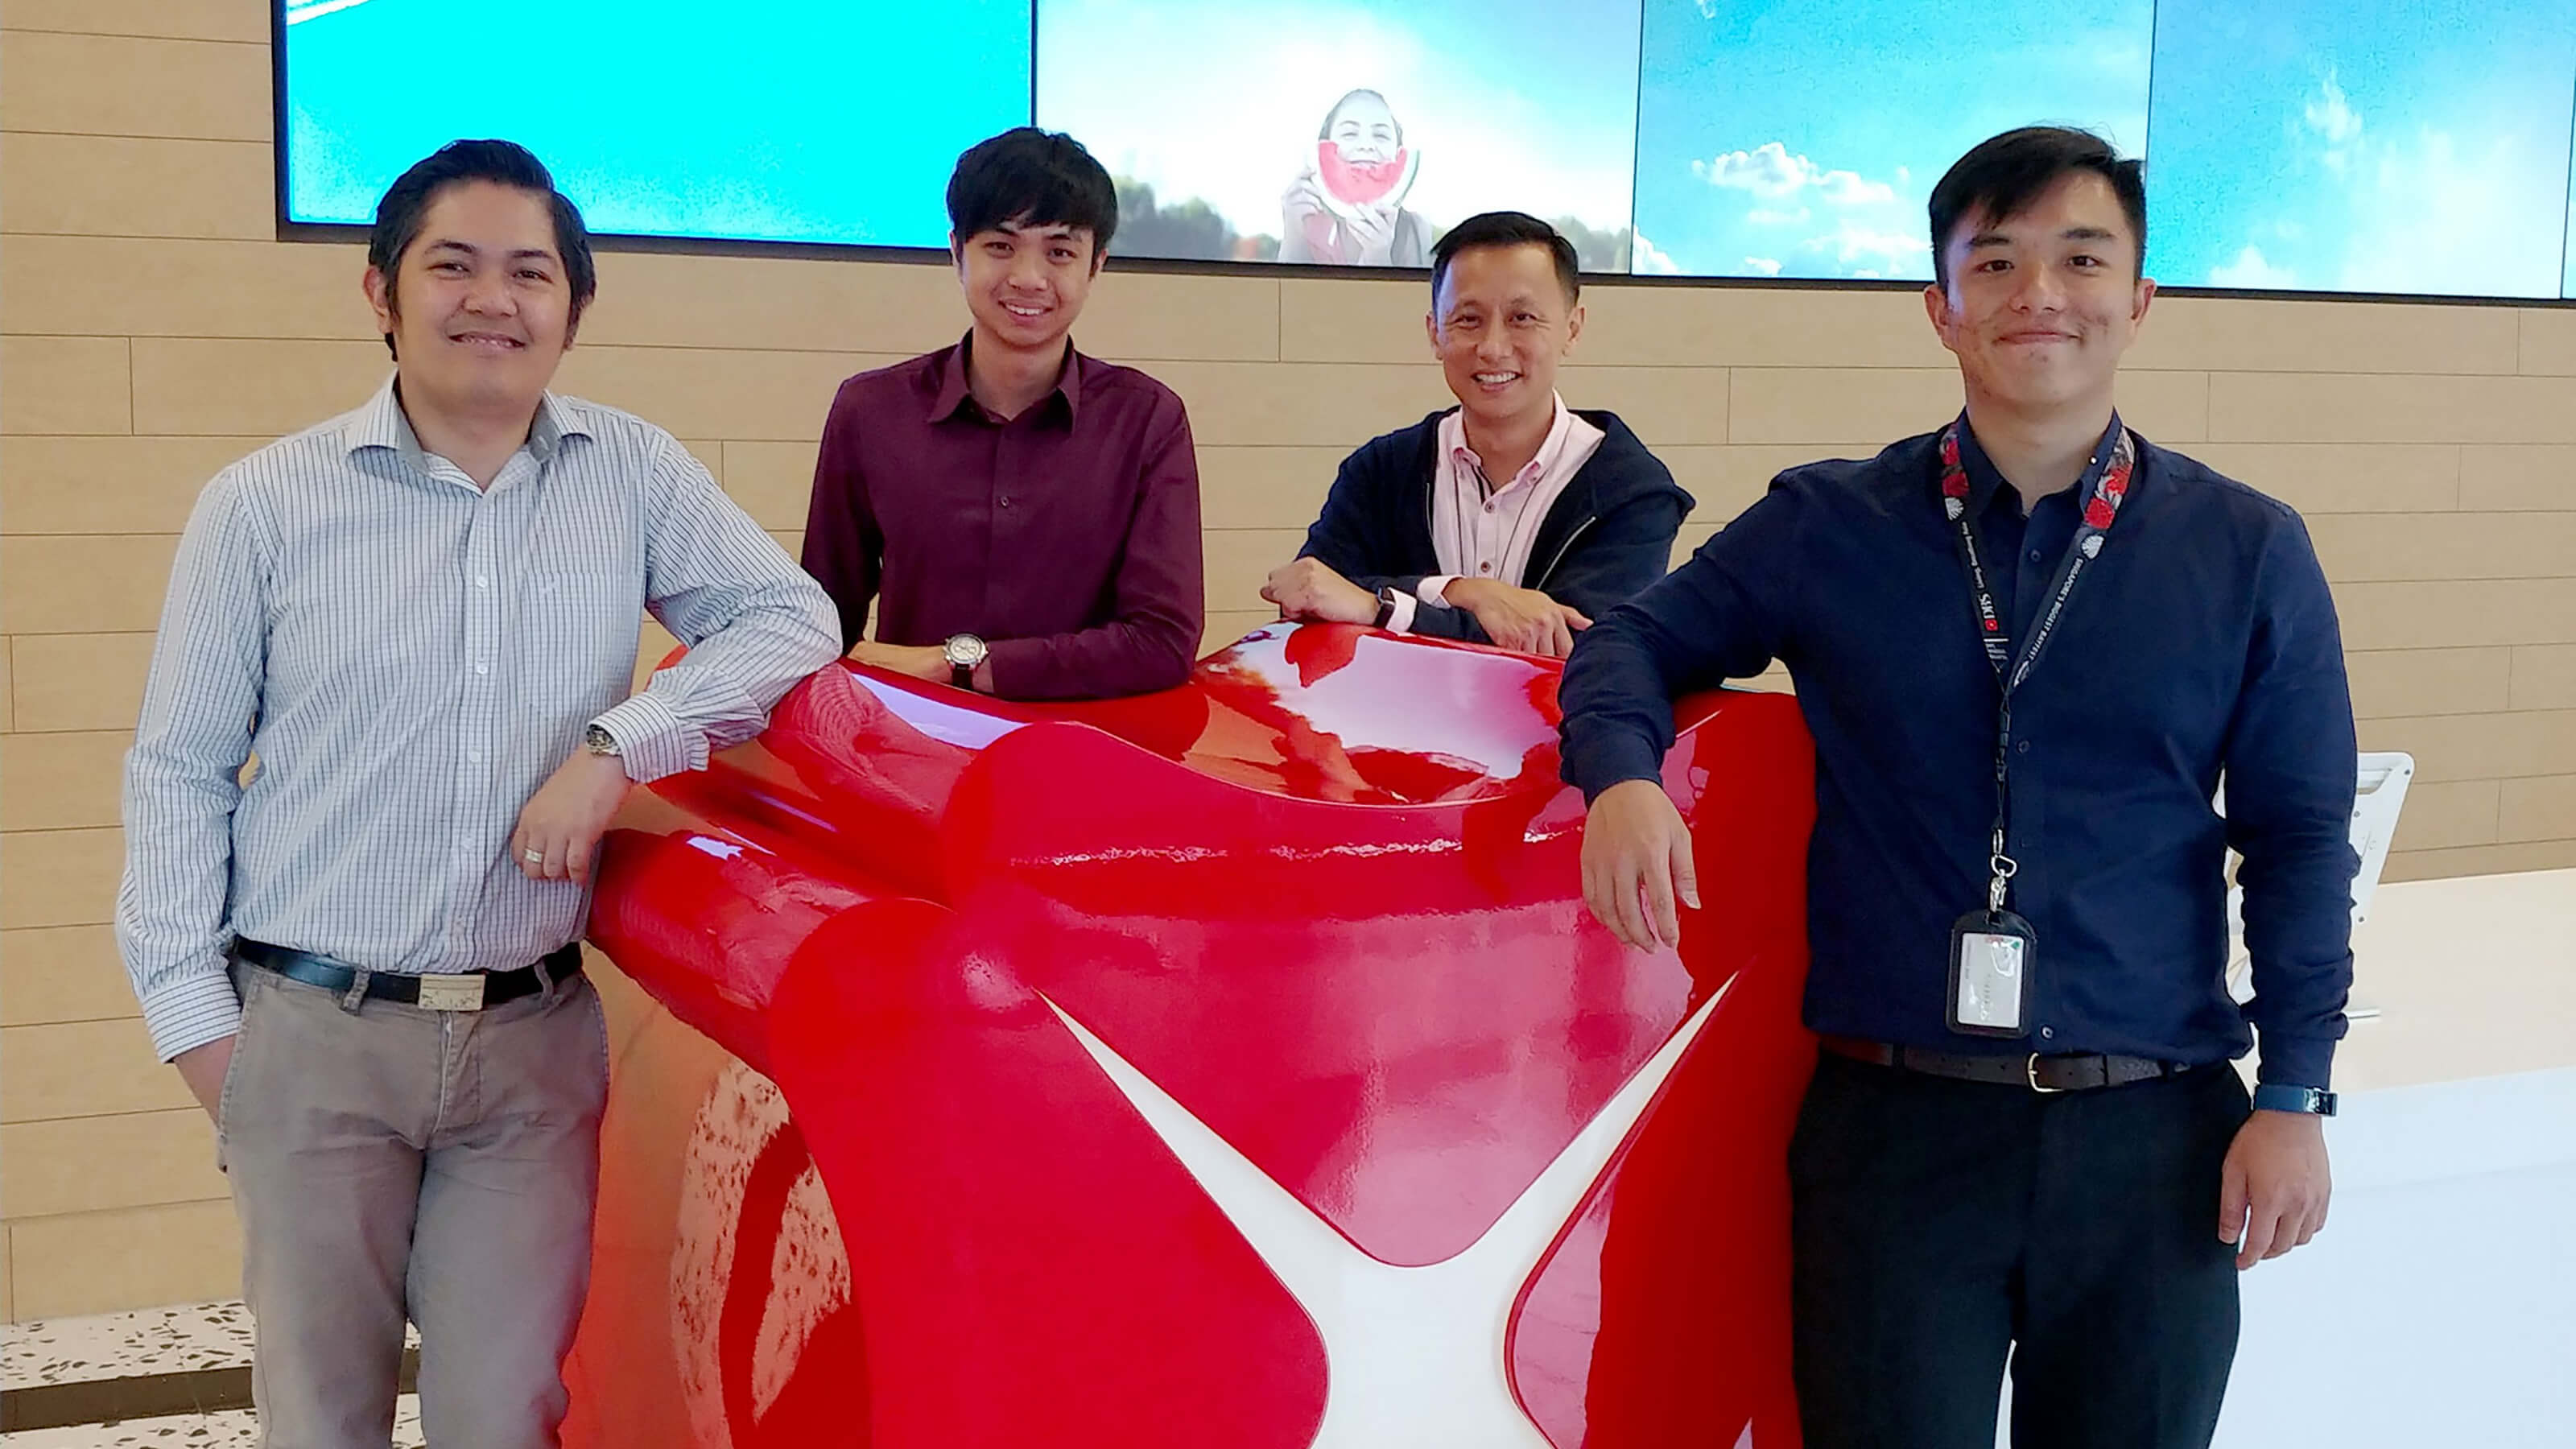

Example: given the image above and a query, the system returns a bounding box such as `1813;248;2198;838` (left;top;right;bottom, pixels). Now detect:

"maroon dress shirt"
801;336;1205;700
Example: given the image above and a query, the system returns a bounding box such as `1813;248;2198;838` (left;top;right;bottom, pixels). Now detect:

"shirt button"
1479;562;1494;574
2040;1026;2055;1040
998;496;1013;509
474;575;490;588
2029;549;2044;563
474;663;490;675
2016;740;2032;754
468;750;484;763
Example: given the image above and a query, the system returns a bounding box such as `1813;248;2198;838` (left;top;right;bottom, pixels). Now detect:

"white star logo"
1042;979;1735;1448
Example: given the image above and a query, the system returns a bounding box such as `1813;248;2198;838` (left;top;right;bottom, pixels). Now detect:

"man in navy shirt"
1560;128;2356;1448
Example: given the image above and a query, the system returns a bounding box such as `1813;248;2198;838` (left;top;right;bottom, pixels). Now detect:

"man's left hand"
511;751;634;886
1262;558;1379;625
2219;1108;2331;1269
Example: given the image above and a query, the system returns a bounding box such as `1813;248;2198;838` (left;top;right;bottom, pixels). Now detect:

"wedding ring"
522;848;545;864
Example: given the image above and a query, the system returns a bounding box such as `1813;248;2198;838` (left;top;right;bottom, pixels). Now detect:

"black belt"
233;939;581;1012
1819;1035;2194;1093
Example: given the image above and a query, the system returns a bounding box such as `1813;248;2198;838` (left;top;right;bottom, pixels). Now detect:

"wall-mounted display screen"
2143;0;2576;300
1630;0;2152;282
280;0;1033;248
278;0;2576;302
1034;0;1642;271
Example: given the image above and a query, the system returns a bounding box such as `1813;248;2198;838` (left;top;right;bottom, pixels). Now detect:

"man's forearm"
985;615;1199;700
619;592;842;779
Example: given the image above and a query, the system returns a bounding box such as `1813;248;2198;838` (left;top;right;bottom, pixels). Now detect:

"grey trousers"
217;960;609;1448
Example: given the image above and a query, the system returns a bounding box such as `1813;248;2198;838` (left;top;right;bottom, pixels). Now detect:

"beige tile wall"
4;2;2574;1321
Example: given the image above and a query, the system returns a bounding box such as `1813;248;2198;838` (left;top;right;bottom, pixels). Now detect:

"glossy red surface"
564;624;1816;1448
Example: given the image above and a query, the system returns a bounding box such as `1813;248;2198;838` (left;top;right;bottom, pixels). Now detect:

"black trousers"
1789;1051;2251;1449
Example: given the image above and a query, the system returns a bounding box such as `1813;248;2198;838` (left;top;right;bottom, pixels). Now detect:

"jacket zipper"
1534;516;1598;591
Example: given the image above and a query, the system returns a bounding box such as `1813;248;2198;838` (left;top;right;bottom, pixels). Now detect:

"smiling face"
1925;170;2153;420
363;180;574;419
1425;242;1583;435
954;217;1100;361
1325;92;1402;165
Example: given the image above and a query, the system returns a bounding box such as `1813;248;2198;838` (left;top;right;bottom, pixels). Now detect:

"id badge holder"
1946;909;2036;1038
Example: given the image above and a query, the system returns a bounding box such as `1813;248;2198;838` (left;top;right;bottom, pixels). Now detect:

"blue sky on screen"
1036;0;1641;246
283;0;1032;247
1631;0;2151;279
2146;0;2576;299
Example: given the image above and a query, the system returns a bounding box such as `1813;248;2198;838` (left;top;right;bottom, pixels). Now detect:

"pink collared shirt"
1383;395;1607;634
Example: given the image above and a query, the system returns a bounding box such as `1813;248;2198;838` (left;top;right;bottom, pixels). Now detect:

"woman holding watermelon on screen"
1281;88;1432;267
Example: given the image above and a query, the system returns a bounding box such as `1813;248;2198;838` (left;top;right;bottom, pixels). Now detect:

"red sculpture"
562;623;1817;1448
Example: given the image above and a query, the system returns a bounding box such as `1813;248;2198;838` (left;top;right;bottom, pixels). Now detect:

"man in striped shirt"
1263;211;1691;656
116;140;840;1445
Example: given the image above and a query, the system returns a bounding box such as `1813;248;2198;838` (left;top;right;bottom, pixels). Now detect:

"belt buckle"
2025;1054;2064;1094
416;973;487;1013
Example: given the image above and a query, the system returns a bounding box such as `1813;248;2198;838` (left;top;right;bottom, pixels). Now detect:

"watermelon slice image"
1315;138;1419;220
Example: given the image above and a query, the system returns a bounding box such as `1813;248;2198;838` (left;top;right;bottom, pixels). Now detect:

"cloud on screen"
1633;0;2153;279
2149;0;2575;299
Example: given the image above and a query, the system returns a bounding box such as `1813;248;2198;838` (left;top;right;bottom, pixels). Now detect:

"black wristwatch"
1371;587;1400;630
2251;1084;2338;1117
942;633;989;690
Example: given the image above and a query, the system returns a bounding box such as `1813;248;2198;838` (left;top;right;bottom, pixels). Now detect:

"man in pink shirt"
1263;212;1690;657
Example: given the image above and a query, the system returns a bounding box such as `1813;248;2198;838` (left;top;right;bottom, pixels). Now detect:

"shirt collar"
1443;394;1576;494
930;332;1082;427
1951;411;2124;516
341;375;591;475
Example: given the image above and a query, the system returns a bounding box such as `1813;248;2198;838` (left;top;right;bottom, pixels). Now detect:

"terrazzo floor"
2;1303;253;1390
1;1302;423;1447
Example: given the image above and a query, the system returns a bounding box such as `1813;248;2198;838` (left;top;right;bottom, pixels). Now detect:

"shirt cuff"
1382;588;1418;634
1567;734;1669;804
142;966;243;1063
2253;1033;2337;1092
1416;575;1459;609
592;691;700;785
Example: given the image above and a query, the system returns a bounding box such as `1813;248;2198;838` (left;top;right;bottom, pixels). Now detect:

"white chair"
2221;751;2415;1016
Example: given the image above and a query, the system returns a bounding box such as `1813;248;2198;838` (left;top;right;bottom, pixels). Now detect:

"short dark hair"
1430;211;1581;305
1319;89;1403;143
367;139;596;359
1927;126;2146;290
946;126;1119;259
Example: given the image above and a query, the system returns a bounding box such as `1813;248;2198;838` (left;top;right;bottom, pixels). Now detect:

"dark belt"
233;939;581;1013
1818;1034;2194;1093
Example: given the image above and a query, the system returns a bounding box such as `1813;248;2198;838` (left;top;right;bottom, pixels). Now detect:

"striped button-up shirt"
118;379;841;1061
1384;394;1607;634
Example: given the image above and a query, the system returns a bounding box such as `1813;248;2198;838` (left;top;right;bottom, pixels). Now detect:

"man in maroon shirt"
803;128;1205;700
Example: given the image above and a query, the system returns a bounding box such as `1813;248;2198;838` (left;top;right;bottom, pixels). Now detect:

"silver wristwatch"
942;634;989;690
584;721;621;758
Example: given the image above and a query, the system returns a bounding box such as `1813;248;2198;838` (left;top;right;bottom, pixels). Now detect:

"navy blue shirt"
1558;418;2359;1088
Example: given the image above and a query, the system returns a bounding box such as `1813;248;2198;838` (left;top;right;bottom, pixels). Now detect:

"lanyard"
1937;417;2136;914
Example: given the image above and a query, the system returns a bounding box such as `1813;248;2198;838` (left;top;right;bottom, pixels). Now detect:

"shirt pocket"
520;569;646;719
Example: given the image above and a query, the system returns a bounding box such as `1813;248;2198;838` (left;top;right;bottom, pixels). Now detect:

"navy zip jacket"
1558;420;2359;1088
1298;409;1693;644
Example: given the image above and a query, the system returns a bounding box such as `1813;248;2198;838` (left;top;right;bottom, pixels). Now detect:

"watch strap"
2252;1083;2338;1117
1371;587;1397;630
952;662;975;690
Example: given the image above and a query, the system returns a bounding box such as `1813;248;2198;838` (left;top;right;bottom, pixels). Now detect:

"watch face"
943;634;988;668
